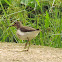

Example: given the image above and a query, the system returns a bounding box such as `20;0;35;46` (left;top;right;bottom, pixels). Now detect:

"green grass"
0;0;62;48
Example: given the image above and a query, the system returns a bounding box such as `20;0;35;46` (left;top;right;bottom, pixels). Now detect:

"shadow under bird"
11;21;41;51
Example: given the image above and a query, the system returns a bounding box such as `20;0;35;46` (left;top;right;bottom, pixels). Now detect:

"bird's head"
11;21;23;29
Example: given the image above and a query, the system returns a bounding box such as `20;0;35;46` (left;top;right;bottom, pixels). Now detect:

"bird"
11;21;41;51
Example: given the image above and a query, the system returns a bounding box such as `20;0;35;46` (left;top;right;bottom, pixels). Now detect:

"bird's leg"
24;40;29;49
24;37;30;51
26;37;31;51
27;41;30;51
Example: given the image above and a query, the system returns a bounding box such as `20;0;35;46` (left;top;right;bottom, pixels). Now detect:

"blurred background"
0;0;62;48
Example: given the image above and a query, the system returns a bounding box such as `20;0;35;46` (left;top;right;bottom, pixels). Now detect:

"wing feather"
20;26;36;32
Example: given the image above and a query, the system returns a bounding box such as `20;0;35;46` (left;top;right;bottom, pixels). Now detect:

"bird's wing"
20;26;36;32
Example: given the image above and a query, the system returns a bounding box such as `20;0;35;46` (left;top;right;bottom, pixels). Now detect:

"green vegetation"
0;0;62;48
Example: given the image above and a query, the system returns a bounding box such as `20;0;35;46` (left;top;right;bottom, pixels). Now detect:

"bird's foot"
22;49;29;51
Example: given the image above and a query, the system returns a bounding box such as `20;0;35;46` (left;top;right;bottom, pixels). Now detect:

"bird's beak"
9;22;15;27
9;25;14;27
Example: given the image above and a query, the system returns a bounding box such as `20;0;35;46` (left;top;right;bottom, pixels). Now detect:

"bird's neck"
17;24;23;29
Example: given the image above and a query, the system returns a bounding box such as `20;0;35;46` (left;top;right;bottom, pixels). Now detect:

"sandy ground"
0;42;62;62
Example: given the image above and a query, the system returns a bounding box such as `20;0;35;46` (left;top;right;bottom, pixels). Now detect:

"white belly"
16;30;40;40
